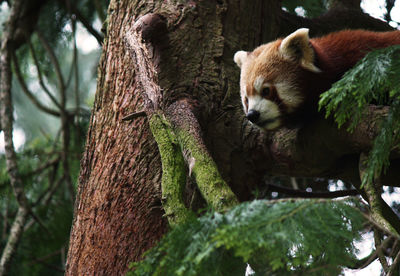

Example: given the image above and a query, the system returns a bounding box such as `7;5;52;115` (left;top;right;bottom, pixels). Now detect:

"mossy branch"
149;110;239;224
148;113;192;226
176;128;239;211
166;101;239;211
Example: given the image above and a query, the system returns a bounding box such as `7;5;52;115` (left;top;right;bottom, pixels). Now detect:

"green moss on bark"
149;107;238;224
148;113;191;225
176;129;239;211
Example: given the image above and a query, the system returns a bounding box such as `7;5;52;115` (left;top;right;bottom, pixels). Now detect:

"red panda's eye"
261;87;270;98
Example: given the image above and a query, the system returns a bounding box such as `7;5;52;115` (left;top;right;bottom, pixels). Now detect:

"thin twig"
26;157;60;177
390;239;399;259
355;250;378;269
92;0;106;22
348;236;393;269
388;249;400;276
71;6;103;45
11;51;60;116
122;110;147;121
28;248;62;265
374;229;390;273
36;30;75;203
1;199;9;241
264;196;360;205
25;177;64;231
36;30;66;107
0;207;29;276
32;162;60;207
58;0;103;45
72;20;80;115
362;212;400;239
28;39;62;109
30;259;64;273
27;210;52;237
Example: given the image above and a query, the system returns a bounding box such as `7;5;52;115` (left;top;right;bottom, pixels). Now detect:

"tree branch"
11;51;60;116
27;39;62;109
374;229;390;273
0;1;31;273
359;152;400;235
26;156;60;177
58;0;103;45
0;207;29;276
384;0;396;22
71;5;103;45
166;100;239;210
124;15;192;224
267;183;359;198
36;30;66;106
388;248;400;276
35;29;75;203
1;198;9;241
149;112;192;225
29;250;65;274
278;2;393;39
347;235;395;269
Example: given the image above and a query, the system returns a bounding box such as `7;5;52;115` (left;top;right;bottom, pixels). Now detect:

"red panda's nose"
246;109;260;123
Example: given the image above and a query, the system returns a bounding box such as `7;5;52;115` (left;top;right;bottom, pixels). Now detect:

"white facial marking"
253;76;264;92
275;82;303;112
247;95;282;130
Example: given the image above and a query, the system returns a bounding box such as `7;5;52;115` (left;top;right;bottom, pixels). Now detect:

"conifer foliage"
320;45;400;185
129;199;365;275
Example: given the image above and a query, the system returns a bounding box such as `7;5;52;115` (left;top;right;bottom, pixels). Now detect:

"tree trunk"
64;2;169;274
66;0;397;274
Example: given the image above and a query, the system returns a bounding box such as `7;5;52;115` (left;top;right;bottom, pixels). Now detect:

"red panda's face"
234;28;320;130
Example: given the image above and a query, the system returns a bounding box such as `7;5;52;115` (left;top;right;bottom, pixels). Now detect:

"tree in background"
0;0;106;275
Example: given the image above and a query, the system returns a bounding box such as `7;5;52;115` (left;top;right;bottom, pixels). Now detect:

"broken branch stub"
124;13;167;112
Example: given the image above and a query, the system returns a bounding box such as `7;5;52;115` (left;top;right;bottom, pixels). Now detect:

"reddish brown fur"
301;30;400;114
291;30;400;117
311;30;400;77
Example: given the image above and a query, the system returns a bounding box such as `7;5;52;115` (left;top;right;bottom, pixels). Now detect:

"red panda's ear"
279;28;321;73
234;51;248;68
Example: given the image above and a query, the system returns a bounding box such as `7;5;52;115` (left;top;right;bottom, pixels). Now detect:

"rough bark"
66;0;400;274
65;2;168;275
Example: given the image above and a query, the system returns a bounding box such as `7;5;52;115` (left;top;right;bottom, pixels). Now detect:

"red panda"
234;28;400;130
